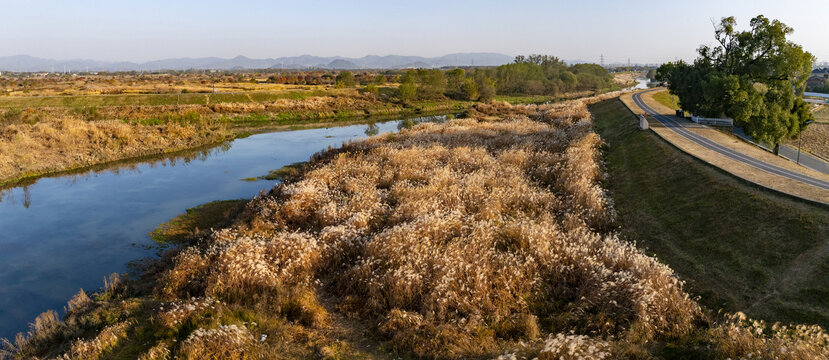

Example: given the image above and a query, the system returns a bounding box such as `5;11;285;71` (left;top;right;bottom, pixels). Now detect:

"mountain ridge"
0;53;514;72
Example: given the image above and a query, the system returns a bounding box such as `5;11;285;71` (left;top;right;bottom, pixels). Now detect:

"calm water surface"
0;116;443;339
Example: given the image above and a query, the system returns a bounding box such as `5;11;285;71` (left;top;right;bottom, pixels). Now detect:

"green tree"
476;75;496;102
493;55;610;95
335;71;355;87
414;69;447;99
398;77;417;103
461;78;478;101
446;68;466;99
658;15;814;150
374;74;386;85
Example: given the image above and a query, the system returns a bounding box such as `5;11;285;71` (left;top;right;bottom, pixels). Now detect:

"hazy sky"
2;0;826;64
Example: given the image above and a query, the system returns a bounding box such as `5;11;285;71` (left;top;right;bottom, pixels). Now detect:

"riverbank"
0;118;234;187
7;92;827;359
0;86;624;188
0;93;468;187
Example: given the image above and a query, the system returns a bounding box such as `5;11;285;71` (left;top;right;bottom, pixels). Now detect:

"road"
778;145;829;174
632;90;829;192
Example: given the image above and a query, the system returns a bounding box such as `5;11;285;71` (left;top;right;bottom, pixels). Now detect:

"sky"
1;0;826;64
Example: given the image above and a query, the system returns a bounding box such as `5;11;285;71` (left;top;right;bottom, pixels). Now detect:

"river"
0;115;445;339
632;78;651;90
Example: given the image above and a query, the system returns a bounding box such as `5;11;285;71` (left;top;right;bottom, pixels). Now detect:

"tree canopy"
492;55;615;95
335;71;355;87
657;15;815;146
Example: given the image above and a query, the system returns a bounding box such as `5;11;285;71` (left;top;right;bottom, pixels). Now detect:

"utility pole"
797;120;814;165
600;54;604;67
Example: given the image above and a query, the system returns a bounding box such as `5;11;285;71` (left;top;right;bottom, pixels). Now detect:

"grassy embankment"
5;93;828;360
815;104;829;123
590;98;829;328
651;90;680;110
0;70;635;186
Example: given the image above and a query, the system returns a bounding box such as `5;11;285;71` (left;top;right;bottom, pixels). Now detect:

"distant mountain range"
0;53;514;72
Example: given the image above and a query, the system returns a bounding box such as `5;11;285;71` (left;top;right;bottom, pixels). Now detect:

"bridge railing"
690;115;733;127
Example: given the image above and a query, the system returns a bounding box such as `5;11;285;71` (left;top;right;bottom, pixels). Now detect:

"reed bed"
4;92;827;359
0;115;231;185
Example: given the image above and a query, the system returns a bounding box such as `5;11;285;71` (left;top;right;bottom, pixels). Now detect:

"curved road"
632;90;829;192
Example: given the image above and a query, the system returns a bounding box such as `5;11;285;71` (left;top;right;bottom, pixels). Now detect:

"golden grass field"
0;116;233;186
0;87;470;186
798;122;829;160
5;92;827;359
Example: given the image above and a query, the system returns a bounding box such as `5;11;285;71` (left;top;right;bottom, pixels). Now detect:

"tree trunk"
773;143;780;155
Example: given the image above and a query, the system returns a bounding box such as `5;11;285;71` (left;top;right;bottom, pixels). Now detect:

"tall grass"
0;115;232;185
4;91;827;359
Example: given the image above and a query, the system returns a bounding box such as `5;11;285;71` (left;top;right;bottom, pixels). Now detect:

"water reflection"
365;122;379;136
397;114;450;130
0;144;232;208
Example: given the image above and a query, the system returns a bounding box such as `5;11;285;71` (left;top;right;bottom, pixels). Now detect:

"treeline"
391;55;618;102
490;55;616;95
268;55;617;102
266;70;390;86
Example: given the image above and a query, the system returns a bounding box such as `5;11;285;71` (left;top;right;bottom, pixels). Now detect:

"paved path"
731;126;829;175
633;90;829;192
778;145;829;174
